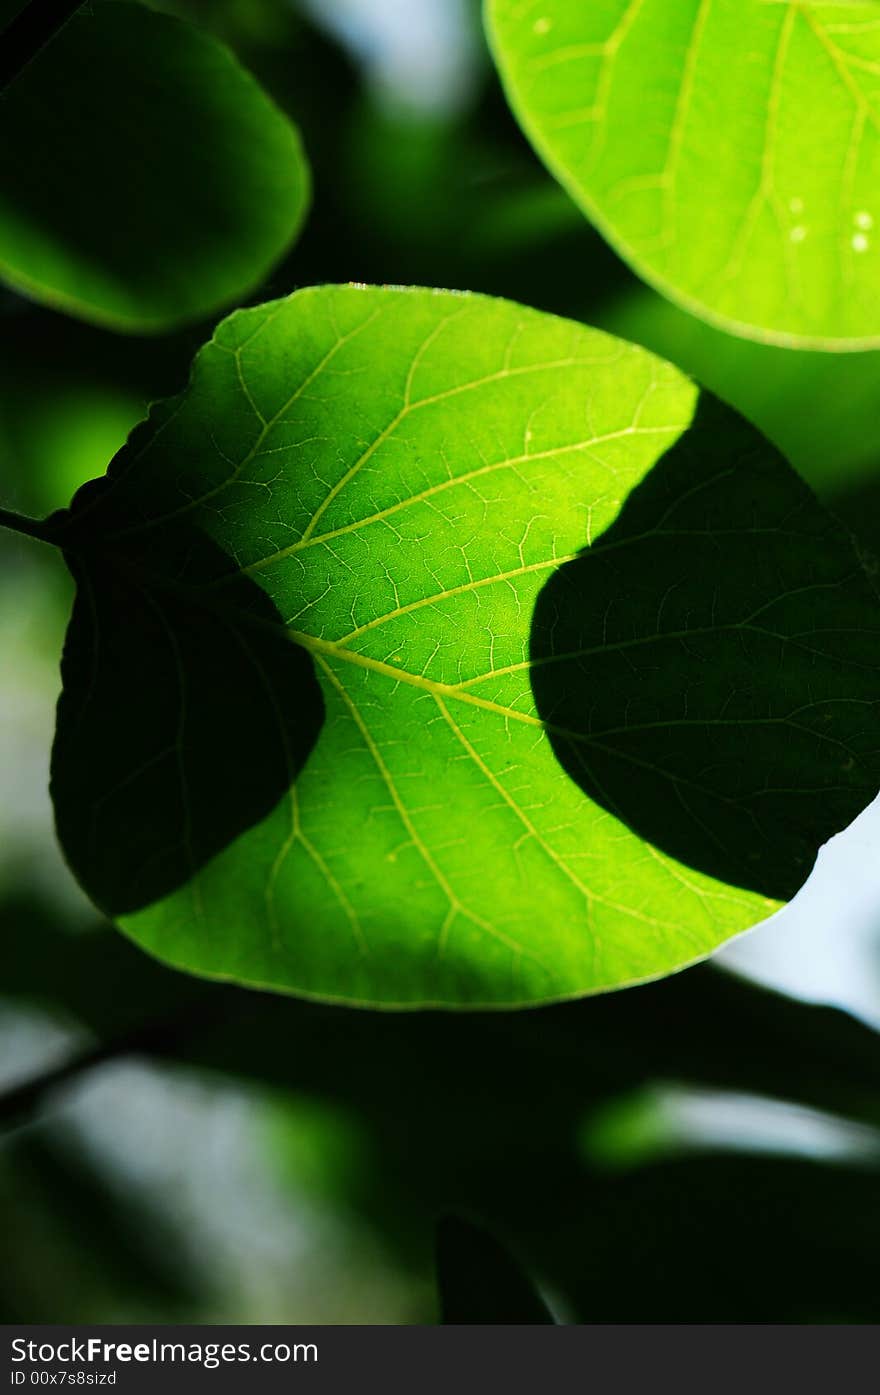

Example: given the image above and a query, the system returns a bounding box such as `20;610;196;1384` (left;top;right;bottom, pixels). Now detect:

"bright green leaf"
486;0;880;348
0;2;309;331
598;283;880;492
49;286;880;1007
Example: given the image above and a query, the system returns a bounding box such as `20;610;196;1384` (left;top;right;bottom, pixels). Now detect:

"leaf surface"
598;283;880;489
487;0;880;348
0;2;309;331
50;286;880;1006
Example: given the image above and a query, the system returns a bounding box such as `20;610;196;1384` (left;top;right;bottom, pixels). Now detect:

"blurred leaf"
48;283;872;1005
488;0;880;347
2;382;143;518
255;977;880;1322
0;1124;201;1321
7;895;880;1141
512;1153;880;1322
436;1215;555;1324
7;890;880;1321
0;306;202;517
0;895;209;1040
0;1;309;331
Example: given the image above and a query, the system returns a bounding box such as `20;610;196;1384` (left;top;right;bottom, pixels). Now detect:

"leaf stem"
0;0;85;93
0;505;58;545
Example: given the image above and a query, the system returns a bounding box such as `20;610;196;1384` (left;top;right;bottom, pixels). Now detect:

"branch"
0;1043;114;1132
0;997;228;1133
0;506;59;545
0;0;85;94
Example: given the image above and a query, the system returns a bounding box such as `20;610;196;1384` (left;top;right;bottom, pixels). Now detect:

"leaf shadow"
52;524;324;918
529;392;880;902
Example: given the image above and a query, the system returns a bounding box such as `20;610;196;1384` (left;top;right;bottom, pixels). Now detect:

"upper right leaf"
487;0;880;349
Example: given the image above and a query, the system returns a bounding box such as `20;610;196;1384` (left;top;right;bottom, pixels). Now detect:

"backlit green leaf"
0;2;309;331
598;283;880;490
486;0;880;348
49;286;880;1006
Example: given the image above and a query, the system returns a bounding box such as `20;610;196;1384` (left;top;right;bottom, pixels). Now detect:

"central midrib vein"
87;546;868;750
287;627;772;814
287;625;547;731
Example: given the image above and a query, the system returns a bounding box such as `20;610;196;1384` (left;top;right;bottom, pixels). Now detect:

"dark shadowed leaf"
531;392;880;901
436;1215;555;1324
0;2;309;331
0;1125;201;1322
54;549;323;916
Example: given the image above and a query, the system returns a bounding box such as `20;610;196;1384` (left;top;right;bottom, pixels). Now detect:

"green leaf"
598;284;880;492
49;286;880;1007
0;2;309;331
436;1216;555;1323
486;0;880;349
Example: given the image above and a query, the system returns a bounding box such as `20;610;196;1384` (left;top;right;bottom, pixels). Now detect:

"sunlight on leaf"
49;287;880;1006
487;0;880;348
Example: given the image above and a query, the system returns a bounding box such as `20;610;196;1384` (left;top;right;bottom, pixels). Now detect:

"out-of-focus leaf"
0;307;202;517
513;1153;880;1323
7;897;880;1136
6;894;880;1137
7;893;880;1321
436;1215;555;1324
0;896;209;1040
0;1125;201;1321
0;2;309;331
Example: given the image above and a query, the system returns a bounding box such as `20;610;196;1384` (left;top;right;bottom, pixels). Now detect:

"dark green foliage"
0;1125;202;1323
53;548;323;916
0;1;309;329
6;891;880;1321
436;1217;555;1324
532;393;880;901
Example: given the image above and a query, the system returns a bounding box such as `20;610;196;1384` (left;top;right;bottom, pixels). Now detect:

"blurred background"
3;0;880;1323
